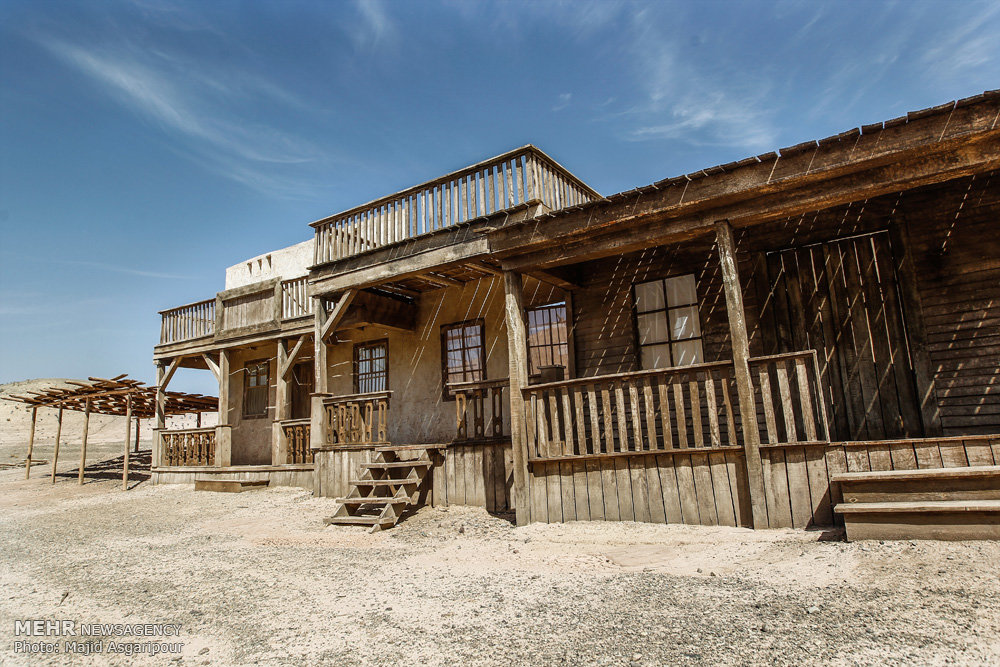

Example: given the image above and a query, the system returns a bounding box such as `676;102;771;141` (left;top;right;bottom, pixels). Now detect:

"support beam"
154;363;165;468
526;268;580;290
311;296;331;469
161;356;181;390
24;407;37;480
218;349;231;426
78;398;91;485
715;220;768;528
122;395;132;491
502;270;532;526
202;353;221;381
50;408;63;484
319;290;357;343
280;335;309;380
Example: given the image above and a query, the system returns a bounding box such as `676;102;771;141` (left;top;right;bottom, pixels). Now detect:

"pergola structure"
5;375;217;490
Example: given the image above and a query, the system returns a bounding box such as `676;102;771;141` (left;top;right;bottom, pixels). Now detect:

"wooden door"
290;362;314;420
761;231;923;441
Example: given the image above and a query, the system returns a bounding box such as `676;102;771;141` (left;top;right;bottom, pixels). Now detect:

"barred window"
242;359;270;418
353;340;388;394
441;320;485;397
633;274;704;369
527;302;569;376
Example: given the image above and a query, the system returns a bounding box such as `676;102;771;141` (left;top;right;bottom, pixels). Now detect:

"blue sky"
1;0;998;395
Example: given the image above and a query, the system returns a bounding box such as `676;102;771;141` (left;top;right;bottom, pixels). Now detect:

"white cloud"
552;93;572;112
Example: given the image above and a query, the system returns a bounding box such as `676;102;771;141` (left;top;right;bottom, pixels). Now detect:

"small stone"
806;606;820;614
632;654;642;661
760;623;769;633
458;525;465;534
709;572;717;577
696;568;703;574
198;648;210;656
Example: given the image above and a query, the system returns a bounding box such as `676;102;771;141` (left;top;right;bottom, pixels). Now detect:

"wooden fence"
280;418;313;463
160;427;216;466
281;277;312;320
159;299;215;344
450;378;509;443
321;391;391;446
311;146;599;265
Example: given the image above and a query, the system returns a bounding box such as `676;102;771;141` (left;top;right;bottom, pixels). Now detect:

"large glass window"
441;320;485;396
242;359;270;418
353;339;388;394
633;274;704;369
526;302;569;376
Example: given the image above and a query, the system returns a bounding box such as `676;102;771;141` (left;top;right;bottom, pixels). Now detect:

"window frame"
631;273;705;370
352;339;389;395
525;301;570;378
440;318;486;401
242;358;270;419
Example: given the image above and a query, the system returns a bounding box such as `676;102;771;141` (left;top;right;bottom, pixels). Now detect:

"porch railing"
160;427;216;466
750;350;831;444
522;350;830;461
523;361;739;460
311;146;600;265
281;276;312;320
280;418;313;463
159;299;216;344
449;378;509;443
322;391;392;446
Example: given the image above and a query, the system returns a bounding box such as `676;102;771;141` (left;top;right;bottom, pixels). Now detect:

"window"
526;302;569;376
242;359;270;418
633;274;704;369
353;340;388;394
441;319;485;397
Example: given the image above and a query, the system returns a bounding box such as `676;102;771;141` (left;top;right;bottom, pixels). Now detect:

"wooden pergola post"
24;407;37;480
134;416;140;453
122;394;133;490
78;398;91;485
502;270;531;526
50;408;63;484
715;220;768;528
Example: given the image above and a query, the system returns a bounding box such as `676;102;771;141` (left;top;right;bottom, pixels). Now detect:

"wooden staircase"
324;446;437;532
833;465;1000;541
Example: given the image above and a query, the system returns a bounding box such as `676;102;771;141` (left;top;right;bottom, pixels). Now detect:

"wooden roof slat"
1;376;217;416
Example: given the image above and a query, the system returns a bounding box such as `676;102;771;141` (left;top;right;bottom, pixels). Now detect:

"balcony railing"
279;418;313;463
322;391;392;447
449;378;509;443
311;146;600;265
159;299;216;344
160;427;216;466
158;276;313;345
522;350;830;462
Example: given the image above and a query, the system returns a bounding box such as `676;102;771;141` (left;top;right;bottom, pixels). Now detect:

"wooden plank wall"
434;443;514;513
526;450;753;528
525;435;999;528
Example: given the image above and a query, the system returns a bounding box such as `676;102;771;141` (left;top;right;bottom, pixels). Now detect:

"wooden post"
715;220;769;529
134;417;140;453
122;395;132;491
216;349;232;467
311;300;329;457
502;270;531;526
274;338;291;465
24;407;37;480
78;398;91;485
50;408;63;484
154;362;166;468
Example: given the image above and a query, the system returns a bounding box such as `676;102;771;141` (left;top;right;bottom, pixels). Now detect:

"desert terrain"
1;380;998;666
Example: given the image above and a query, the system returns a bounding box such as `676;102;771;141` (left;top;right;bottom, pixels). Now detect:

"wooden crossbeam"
202;354;221;381
320;290;357;343
280;335;310;379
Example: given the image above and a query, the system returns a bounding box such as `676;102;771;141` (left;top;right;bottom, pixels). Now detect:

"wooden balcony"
522;350;829;463
311;146;600;266
279;418;313;464
158;276;313;346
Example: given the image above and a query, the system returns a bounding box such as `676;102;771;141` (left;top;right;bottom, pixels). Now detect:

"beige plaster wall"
323;276;562;445
224;239;314;290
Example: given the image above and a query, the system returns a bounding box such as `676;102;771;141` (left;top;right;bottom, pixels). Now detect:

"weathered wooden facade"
153;93;1000;537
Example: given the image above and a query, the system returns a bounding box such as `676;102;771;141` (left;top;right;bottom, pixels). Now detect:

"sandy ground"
2;381;999;666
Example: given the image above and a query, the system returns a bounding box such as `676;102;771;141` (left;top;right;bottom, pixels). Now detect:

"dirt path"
1;462;998;666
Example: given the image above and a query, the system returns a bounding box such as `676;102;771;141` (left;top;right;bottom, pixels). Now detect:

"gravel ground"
1;460;999;667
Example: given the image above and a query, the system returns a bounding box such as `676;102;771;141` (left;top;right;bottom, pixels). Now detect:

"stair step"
324;515;395;527
834;499;1000;541
350;478;419;486
832;465;1000;483
375;444;446;453
194;479;269;493
336;496;409;505
363;461;431;469
835;499;1000;514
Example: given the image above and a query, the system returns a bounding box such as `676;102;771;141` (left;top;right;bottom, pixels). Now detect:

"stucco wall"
324;276;562;445
226;345;277;465
224;239;314;290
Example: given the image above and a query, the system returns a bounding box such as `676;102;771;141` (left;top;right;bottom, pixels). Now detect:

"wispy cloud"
552;92;572;112
34;32;320;196
349;0;396;50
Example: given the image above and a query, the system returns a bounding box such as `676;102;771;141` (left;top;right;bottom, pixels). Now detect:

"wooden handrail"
523;360;733;393
451;379;509;443
322;391;392;446
311;146;600;265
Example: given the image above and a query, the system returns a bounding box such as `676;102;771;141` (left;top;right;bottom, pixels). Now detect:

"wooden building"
153;92;1000;538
